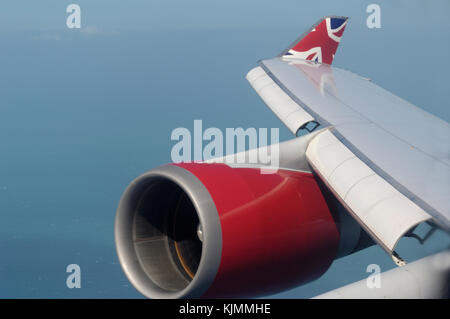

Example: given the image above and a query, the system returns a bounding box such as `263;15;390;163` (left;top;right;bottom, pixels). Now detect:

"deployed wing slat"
247;17;449;262
247;66;315;134
306;130;432;259
253;57;450;232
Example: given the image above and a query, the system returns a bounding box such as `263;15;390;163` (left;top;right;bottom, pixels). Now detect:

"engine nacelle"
115;163;340;298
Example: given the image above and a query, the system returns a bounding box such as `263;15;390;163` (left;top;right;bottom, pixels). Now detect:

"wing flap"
246;17;449;261
256;57;450;230
306;130;432;262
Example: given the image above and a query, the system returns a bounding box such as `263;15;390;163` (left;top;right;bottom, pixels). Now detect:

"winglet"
279;16;348;65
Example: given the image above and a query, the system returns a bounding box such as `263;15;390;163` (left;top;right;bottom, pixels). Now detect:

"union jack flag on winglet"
280;16;348;65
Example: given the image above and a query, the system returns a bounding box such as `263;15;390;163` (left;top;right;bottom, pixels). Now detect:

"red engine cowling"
115;163;340;298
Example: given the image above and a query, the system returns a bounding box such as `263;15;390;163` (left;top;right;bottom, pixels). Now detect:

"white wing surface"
247;58;449;260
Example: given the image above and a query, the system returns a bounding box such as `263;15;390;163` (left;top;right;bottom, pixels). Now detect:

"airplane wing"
247;16;450;264
114;16;450;299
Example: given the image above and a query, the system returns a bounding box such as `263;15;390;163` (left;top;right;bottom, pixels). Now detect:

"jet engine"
115;162;345;298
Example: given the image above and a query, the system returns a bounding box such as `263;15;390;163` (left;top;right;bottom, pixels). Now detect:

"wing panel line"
258;60;449;230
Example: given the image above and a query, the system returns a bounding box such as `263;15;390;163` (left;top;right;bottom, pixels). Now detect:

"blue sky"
2;0;450;31
1;0;449;298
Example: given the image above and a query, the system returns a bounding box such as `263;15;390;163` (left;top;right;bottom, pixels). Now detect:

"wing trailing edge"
306;129;432;265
